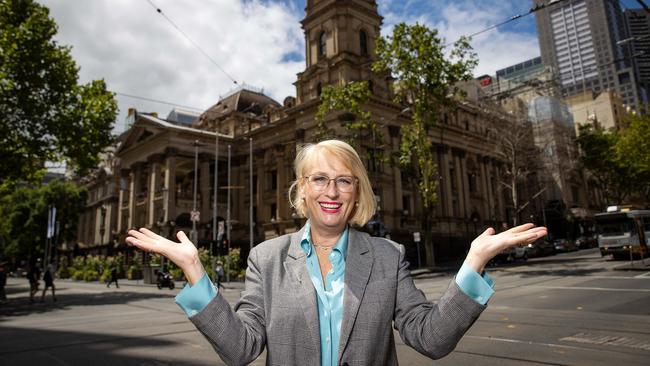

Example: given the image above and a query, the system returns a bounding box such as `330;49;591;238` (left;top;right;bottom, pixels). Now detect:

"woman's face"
300;151;357;235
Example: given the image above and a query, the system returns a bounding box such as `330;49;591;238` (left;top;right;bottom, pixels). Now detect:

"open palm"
125;228;205;284
466;223;547;273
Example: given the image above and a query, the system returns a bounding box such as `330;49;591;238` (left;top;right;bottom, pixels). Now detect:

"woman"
126;140;546;366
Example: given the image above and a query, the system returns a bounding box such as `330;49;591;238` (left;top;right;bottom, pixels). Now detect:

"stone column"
479;156;490;221
164;148;177;223
276;147;287;220
117;169;130;233
128;168;138;230
495;162;505;222
200;154;211;221
438;144;452;217
256;152;265;220
148;155;162;226
460;151;470;218
453;151;465;218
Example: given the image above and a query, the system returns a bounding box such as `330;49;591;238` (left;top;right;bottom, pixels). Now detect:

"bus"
595;207;650;260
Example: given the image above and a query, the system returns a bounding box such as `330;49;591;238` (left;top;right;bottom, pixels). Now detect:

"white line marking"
466;335;603;352
529;285;650;292
633;272;650;278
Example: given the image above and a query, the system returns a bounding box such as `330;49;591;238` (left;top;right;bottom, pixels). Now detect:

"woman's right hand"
125;228;205;285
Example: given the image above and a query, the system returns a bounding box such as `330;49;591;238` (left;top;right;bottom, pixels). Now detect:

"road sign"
191;210;200;222
413;231;421;243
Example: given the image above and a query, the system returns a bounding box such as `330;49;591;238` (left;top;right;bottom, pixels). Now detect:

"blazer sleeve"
188;246;266;366
393;244;486;360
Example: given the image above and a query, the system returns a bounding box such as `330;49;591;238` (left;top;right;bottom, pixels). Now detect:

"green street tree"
616;113;650;204
372;22;477;264
0;0;118;184
0;179;86;266
576;124;633;206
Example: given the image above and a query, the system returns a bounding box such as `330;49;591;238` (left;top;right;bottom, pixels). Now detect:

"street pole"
213;129;219;256
249;137;254;251
191;140;199;245
226;144;231;282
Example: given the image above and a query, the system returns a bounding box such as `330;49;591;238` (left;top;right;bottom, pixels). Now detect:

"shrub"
170;267;185;281
71;269;84;281
127;265;142;280
99;270;112;283
83;270;99;282
58;266;71;279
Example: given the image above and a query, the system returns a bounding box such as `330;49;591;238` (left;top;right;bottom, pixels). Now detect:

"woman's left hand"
464;223;547;273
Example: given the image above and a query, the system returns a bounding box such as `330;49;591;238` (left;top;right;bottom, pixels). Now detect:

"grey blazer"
190;227;486;366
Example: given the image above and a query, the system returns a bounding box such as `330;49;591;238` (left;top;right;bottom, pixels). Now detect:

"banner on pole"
47;206;57;239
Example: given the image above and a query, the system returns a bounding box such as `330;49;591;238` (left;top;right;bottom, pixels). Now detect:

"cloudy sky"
40;0;542;134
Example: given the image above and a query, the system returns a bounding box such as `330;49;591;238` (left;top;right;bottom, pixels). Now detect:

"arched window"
318;31;327;58
359;30;368;56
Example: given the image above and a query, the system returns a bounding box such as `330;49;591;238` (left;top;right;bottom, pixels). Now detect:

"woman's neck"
310;225;344;247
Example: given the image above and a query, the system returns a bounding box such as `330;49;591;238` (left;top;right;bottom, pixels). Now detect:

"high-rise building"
624;8;650;105
534;0;643;111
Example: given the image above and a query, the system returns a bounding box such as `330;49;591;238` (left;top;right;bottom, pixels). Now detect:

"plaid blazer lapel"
338;228;373;363
283;229;321;356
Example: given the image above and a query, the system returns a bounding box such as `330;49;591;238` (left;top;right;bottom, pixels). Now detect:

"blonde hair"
288;140;376;227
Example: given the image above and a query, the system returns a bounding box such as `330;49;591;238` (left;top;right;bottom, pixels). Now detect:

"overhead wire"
114;92;204;112
145;0;238;85
445;0;572;46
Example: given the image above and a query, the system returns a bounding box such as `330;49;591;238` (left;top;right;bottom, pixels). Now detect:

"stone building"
77;0;530;266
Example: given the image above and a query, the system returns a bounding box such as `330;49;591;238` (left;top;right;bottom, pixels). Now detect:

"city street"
1;248;649;365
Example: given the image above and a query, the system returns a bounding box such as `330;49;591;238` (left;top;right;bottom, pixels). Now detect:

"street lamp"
191;140;199;245
213;126;219;257
226;144;232;282
249;137;254;251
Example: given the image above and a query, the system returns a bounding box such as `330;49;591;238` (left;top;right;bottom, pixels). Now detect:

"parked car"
575;235;597;249
553;238;577;252
525;238;556;257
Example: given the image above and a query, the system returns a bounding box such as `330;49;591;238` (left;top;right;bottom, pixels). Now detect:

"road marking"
560;332;650;351
529;285;650;292
467;335;600;351
583;275;650;280
634;272;650;278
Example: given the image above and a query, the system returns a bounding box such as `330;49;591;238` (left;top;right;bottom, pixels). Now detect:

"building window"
450;168;457;191
316;82;322;96
468;173;477;193
318;31;327;58
402;195;411;215
360;30;368;56
270;203;277;221
270;170;277;190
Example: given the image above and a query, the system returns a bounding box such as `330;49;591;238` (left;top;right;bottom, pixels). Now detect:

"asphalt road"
1;248;649;365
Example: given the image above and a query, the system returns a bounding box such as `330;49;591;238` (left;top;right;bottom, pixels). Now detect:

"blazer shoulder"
353;229;404;256
248;233;295;264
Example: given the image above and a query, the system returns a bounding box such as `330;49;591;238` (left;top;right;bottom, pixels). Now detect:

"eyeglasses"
304;174;357;193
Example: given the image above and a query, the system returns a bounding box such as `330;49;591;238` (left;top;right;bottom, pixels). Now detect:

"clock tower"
294;0;391;104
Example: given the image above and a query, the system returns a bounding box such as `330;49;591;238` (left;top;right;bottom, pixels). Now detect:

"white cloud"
41;0;305;133
379;0;540;77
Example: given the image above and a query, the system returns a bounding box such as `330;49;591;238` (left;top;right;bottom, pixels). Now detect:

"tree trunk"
422;210;435;267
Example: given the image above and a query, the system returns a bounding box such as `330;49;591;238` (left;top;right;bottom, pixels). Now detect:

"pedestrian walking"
41;264;56;302
214;261;225;289
127;139;547;365
26;263;40;302
106;266;119;288
0;262;7;304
